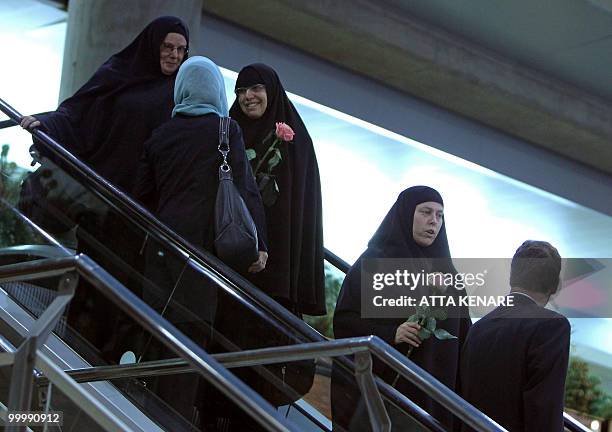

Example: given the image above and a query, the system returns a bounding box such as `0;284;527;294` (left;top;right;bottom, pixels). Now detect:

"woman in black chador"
332;186;472;431
229;63;326;317
19;17;190;362
20;16;190;196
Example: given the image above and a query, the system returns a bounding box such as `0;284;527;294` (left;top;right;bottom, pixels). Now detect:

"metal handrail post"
0;97;325;360
6;272;75;432
73;254;295;432
0;256;297;431
0;111;49;130
34;351;135;432
368;338;504;432
34;336;502;432
354;352;391;432
324;249;351;273
0;256;78;284
6;338;36;432
27;273;76;350
0;97;506;431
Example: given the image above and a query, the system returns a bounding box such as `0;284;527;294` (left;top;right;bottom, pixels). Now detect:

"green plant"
391;305;456;387
303;264;344;338
565;357;611;419
0;144;39;247
593;394;612;419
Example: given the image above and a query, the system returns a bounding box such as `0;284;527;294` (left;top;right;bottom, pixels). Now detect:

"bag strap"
218;116;232;180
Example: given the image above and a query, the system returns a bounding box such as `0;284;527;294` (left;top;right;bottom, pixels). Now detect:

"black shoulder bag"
214;116;259;271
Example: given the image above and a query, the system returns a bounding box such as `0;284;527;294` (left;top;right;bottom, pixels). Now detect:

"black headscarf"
37;16;189;194
229;64;326;316
332;186;470;430
335;185;456;321
367;185;456;271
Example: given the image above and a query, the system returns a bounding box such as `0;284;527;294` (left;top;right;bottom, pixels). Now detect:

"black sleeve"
31;111;75;162
523;317;571;432
333;261;400;345
133;141;158;212
333;310;398;345
228;120;268;252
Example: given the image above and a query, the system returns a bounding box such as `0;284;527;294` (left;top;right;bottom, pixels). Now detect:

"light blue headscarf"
172;56;229;117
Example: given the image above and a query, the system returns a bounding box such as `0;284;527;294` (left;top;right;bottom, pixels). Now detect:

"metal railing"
0;98;307;341
324;249;594;432
0;255;297;432
0;97;450;431
1;98;588;432
0;112;49;130
563;413;595;432
34;336;509;432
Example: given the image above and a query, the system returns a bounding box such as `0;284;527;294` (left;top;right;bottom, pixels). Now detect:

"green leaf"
268;148;282;171
417;327;432;340
432;308;448;321
433;328;457;340
245;149;257;161
406;314;419;323
416;305;429;317
425;317;437;331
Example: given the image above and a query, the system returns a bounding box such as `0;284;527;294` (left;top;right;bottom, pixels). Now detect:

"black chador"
33;17;190;365
36;16;189;195
331;186;472;431
229;64;326;316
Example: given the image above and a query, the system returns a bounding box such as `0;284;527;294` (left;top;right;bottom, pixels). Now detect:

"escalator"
0;98;589;432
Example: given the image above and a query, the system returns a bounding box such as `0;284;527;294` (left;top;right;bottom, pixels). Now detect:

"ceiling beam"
204;0;612;175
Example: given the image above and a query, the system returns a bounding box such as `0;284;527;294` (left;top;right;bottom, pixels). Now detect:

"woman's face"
159;32;187;76
237;84;268;119
412;201;444;247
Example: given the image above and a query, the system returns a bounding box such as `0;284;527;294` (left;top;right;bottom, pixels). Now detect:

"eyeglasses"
160;42;188;56
235;84;266;96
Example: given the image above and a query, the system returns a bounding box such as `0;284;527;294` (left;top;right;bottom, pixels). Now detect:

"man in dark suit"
460;240;570;432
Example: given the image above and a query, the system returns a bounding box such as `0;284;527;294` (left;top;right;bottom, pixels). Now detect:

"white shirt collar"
510;291;538;305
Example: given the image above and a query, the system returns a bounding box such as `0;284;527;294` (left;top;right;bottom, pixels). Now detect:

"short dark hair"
510;240;562;295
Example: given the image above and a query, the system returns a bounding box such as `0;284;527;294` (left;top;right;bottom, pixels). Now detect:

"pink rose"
275;122;295;142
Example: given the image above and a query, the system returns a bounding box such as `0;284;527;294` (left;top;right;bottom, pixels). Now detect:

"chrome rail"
0;96;447;431
0;255;297;432
0;111;49;130
0;97;311;345
324;249;351;274
34;337;508;432
322;246;591;432
0;265;131;432
563;412;594;432
1;98;580;432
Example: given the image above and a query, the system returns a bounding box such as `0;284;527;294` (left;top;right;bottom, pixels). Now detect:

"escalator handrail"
0;98;320;344
0;254;297;432
35;337;508;432
0;111;50;130
0;335;139;432
323;248;351;274
1;100;446;432
0;97;497;432
563;412;593;432
323;250;592;432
